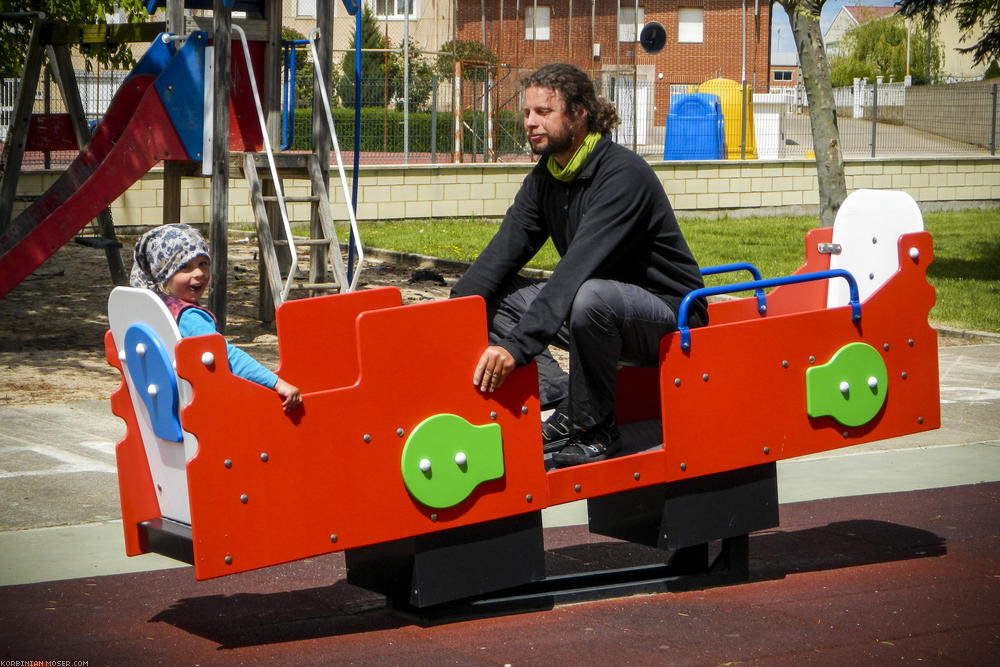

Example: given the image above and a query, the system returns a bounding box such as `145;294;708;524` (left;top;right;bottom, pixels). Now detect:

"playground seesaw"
105;190;940;609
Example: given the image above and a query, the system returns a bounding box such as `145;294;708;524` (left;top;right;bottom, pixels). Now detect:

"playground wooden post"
162;0;187;228
258;0;284;325
0;14;44;231
209;0;232;331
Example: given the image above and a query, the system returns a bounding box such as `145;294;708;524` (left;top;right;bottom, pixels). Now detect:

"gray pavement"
1;343;998;586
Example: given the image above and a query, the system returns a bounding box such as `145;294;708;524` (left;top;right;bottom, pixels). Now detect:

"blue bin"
663;93;725;160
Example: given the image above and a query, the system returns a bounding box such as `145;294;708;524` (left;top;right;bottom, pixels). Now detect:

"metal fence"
4;47;998;170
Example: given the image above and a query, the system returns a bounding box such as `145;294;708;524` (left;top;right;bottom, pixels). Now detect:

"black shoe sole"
542;436;571;454
551;444;619;468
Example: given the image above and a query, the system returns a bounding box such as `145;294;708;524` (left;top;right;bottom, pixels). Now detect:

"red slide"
0;74;187;298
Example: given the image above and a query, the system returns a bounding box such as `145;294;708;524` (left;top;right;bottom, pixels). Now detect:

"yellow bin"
698;78;757;160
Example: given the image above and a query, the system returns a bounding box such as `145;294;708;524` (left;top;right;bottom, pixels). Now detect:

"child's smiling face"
166;255;211;304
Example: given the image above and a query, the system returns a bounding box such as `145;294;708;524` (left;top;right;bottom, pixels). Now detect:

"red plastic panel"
176;295;547;579
274;287;402;392
105;330;161;556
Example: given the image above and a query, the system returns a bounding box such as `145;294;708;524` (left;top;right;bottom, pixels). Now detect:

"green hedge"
287;107;525;155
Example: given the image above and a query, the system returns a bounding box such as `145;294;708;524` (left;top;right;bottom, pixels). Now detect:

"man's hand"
474;345;516;394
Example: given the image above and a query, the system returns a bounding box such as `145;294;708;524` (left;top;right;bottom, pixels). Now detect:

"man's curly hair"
523;63;620;134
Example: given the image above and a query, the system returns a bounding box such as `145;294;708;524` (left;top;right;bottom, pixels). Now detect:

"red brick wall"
457;1;771;120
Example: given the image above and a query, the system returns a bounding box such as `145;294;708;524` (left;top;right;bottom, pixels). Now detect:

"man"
451;63;708;468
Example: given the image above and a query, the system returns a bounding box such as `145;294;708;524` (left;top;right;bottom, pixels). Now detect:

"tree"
829;14;941;85
434;40;497;81
0;0;147;78
335;4;432;111
775;0;847;227
898;0;1000;68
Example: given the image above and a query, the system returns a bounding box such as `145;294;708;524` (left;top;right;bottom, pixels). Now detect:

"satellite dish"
639;22;667;55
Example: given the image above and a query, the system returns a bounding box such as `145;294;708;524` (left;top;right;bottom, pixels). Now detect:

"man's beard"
531;120;576;157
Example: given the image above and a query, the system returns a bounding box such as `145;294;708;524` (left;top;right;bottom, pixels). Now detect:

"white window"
678;7;704;44
375;0;417;19
525;6;551;41
773;70;793;82
618;7;645;42
296;0;317;18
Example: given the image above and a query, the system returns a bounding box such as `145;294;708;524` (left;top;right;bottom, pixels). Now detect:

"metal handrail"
308;28;365;291
232;24;297;302
677;269;862;351
700;262;767;315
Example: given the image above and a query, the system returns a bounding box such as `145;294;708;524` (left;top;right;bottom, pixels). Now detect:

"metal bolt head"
224;555;232;565
363;433;371;443
574;484;581;492
763;446;770;455
680;462;687;471
908;338;914;347
902;371;908;380
809;355;816;364
884;343;890;351
782;360;789;368
490;411;497;420
918;416;924;424
224;459;232;469
525;494;533;503
396;427;404;437
240;494;248;504
521;406;529;415
430;513;438;522
260;452;269;462
702;373;709;382
674;377;681;387
634;472;640;481
330;534;338;543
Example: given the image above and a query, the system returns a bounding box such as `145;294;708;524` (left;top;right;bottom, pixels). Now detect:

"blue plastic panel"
124;323;183;443
153;31;208;161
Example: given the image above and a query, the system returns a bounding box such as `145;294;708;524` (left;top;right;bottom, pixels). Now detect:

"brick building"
455;1;772;140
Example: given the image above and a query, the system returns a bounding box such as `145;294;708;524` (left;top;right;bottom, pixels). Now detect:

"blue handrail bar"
677;269;862;351
280;39;310;151
700;262;766;315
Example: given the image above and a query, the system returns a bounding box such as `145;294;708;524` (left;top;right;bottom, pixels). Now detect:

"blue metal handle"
678;268;862;351
700;262;767;315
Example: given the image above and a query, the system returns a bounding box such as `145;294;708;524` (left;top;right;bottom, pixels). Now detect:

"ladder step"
291;282;340;290
262;195;320;203
273;238;336;247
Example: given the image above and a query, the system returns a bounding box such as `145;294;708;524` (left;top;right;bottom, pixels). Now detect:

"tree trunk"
784;0;847;227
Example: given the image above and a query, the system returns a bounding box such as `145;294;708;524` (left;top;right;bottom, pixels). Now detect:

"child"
130;224;301;413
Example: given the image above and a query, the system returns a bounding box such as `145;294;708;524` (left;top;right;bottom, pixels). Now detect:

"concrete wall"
11;157;998;230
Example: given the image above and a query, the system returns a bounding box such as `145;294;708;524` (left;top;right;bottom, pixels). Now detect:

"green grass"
335;208;999;333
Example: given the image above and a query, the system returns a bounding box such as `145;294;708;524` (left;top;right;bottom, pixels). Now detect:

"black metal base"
587;462;780;551
345;511;546;608
138;517;194;565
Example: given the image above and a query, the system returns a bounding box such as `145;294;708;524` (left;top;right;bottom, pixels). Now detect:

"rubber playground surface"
0;483;997;664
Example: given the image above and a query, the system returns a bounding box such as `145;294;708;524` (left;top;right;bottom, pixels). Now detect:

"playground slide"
0;33;203;299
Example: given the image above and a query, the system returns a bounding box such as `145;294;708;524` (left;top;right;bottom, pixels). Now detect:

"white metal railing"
308;28;364;291
232;24;298;302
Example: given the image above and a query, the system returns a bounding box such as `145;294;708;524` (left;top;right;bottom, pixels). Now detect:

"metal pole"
991;83;997;157
431;73;438;163
871;76;878;158
741;0;747;160
43;66;50;170
404;0;410;164
453;59;462;162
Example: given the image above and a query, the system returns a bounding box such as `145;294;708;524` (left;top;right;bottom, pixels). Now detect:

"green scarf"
547;131;602;182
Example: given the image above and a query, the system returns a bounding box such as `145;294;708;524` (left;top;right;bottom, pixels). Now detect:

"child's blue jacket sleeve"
177;308;278;389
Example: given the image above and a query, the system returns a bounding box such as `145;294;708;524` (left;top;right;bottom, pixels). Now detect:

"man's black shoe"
551;418;620;467
541;407;573;453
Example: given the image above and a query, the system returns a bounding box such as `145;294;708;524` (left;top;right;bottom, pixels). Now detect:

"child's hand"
274;378;302;413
